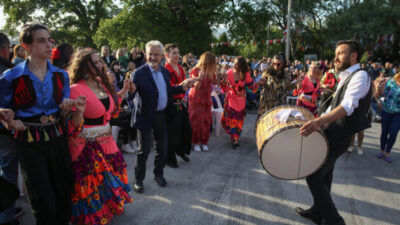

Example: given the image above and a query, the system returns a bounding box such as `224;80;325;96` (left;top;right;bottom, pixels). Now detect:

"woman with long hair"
67;48;134;224
51;43;74;70
374;72;400;163
108;60;125;90
293;61;323;117
220;56;255;147
11;44;27;65
188;52;222;152
116;48;128;72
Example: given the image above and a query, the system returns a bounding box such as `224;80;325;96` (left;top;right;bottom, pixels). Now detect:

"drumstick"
296;135;304;190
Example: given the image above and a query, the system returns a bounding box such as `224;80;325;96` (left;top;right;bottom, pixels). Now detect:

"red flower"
51;48;61;60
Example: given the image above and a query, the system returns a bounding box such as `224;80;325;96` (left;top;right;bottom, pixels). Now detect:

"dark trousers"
166;106;191;165
306;134;351;224
380;110;400;153
16;135;72;225
135;110;167;181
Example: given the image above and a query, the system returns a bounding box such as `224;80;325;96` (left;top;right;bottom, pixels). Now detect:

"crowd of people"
0;22;399;225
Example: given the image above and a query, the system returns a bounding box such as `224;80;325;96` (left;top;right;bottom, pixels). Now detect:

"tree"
325;0;400;62
1;0;119;47
94;0;227;55
223;0;340;60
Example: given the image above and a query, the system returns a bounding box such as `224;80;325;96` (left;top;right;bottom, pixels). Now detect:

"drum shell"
255;105;328;180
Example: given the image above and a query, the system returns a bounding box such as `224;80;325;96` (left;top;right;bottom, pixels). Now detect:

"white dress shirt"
325;63;370;116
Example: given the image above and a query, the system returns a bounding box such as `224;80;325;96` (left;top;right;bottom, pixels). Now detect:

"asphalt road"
18;112;400;225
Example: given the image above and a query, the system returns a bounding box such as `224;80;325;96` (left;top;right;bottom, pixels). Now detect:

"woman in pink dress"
188;52;222;152
220;56;255;147
67;49;135;225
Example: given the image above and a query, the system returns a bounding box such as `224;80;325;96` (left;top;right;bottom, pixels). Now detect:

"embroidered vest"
11;72;65;110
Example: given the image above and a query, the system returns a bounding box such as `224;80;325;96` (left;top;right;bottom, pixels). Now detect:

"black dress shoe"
295;207;323;225
178;154;190;162
154;176;167;187
321;218;346;225
134;180;144;193
166;162;179;168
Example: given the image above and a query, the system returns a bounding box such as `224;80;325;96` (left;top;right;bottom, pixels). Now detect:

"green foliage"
94;0;227;55
2;0;399;61
1;0;119;47
325;0;400;61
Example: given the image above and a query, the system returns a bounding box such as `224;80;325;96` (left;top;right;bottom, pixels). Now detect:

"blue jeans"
0;134;18;223
380;110;400;153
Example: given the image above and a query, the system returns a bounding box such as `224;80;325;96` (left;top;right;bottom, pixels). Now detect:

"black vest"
323;68;372;140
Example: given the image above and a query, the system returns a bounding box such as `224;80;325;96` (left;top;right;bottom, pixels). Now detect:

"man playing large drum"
297;40;372;225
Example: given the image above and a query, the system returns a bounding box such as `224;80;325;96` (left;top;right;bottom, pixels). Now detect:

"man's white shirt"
324;63;371;116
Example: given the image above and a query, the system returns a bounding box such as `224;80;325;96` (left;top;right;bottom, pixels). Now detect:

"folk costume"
220;69;254;144
293;75;321;117
164;63;191;165
188;68;215;146
257;68;295;120
68;81;132;225
0;60;72;225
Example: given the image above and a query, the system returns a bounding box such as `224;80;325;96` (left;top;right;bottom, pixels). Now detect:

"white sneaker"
357;147;364;155
121;144;136;153
193;144;201;152
347;146;354;152
201;144;209;152
130;141;138;151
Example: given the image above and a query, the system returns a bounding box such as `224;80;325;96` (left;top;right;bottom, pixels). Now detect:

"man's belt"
19;113;59;125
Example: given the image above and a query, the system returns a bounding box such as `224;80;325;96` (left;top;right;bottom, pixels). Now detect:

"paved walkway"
18;112;400;225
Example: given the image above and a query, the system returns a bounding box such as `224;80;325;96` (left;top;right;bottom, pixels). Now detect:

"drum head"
260;127;327;180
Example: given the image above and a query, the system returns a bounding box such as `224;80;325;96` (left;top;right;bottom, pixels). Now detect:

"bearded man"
295;40;372;225
257;53;295;120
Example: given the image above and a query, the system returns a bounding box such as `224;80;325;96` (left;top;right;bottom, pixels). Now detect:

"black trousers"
306;134;351;224
16;135;72;225
111;111;137;144
135;110;167;181
166;106;191;165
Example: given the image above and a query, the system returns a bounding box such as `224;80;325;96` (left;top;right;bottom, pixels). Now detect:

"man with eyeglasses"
256;53;296;120
0;24;83;225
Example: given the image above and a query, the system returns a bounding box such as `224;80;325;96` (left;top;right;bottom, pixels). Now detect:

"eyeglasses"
273;63;282;66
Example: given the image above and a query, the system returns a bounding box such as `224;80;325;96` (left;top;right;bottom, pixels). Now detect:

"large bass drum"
255;105;328;180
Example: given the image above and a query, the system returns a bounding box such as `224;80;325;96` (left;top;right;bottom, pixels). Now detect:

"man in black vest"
295;40;372;225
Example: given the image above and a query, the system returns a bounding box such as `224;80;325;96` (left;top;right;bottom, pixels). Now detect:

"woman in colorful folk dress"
67;49;135;225
293;61;322;117
220;56;255;148
188;52;223;152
